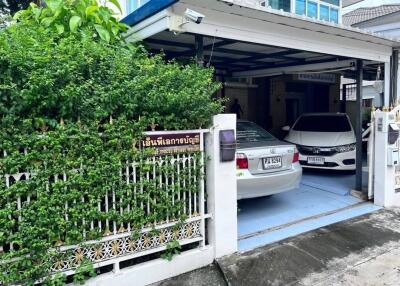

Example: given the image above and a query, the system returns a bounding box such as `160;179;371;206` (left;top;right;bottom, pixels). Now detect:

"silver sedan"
236;120;302;200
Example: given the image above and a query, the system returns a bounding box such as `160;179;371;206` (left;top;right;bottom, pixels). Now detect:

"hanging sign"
141;133;201;155
297;73;336;83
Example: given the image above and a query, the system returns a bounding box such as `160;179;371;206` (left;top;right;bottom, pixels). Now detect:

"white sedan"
236;120;302;200
284;113;356;171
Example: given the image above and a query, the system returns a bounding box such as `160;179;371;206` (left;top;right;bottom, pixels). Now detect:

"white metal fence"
1;130;210;277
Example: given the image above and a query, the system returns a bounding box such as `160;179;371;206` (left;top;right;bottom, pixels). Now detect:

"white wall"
357;15;400;38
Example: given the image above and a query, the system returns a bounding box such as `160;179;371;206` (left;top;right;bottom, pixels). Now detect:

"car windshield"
293;115;352;132
237;121;276;143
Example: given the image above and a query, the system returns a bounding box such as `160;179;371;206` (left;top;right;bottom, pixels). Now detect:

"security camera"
184;8;205;24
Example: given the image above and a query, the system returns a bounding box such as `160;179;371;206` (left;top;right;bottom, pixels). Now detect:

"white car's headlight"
334;143;356;153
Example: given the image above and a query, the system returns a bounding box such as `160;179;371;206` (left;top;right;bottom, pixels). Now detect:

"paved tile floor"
238;171;377;251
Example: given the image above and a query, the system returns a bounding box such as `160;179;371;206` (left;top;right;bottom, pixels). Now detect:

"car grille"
300;161;339;168
297;145;337;157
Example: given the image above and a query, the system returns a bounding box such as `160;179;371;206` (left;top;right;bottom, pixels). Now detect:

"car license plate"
307;157;325;165
263;156;282;169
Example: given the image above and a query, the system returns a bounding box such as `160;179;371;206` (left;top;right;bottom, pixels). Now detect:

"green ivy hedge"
0;24;222;130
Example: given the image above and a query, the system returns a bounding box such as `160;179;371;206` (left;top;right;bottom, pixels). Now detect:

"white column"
373;110;400;207
205;114;238;258
384;61;391;107
374;111;390;206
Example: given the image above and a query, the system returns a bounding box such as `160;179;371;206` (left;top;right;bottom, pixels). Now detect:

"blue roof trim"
121;0;179;27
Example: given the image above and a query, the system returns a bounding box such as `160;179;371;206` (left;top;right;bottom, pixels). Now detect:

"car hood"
284;130;356;147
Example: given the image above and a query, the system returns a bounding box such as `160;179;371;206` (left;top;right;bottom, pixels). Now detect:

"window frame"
293;0;341;23
319;4;330;21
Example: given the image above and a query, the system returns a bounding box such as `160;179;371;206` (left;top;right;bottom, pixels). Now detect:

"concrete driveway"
153;208;400;286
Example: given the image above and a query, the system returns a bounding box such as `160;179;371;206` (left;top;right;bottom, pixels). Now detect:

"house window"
330;8;338;23
294;0;340;23
295;0;306;15
262;0;291;12
307;1;318;18
364;99;372;108
127;0;150;14
319;4;329;21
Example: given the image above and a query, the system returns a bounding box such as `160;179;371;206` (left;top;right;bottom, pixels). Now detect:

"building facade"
343;3;400;38
121;0;341;23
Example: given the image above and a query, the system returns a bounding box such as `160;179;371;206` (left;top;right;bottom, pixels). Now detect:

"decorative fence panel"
0;129;210;278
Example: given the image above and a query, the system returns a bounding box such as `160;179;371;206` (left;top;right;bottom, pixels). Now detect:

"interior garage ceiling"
144;31;382;80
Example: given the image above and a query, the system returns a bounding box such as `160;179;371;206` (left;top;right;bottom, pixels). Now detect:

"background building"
343;1;400;38
121;0;342;23
341;1;400;116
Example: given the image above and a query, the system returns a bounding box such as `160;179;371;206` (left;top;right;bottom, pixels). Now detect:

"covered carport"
122;0;400;251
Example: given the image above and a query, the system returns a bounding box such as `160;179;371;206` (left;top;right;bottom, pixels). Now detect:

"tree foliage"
1;0;222;130
14;0;128;43
0;0;223;284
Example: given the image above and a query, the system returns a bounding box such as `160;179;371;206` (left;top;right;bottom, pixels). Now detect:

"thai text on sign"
141;133;201;155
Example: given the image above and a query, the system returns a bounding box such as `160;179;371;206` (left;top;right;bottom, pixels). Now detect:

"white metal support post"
205;114;238;258
356;59;364;192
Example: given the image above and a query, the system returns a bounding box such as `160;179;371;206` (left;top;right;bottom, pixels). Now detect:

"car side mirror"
282;126;291;132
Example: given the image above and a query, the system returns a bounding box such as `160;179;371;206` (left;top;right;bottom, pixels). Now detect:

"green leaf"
31;7;42;21
111;26;119;36
55;24;65;34
12;10;24;20
94;24;111;43
108;0;122;13
45;0;63;12
69;15;82;32
85;6;98;17
41;16;55;27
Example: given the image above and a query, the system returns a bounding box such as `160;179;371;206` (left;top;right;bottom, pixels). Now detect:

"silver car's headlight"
334;143;356;153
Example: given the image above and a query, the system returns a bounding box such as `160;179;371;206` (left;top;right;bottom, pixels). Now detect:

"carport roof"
145;32;349;74
145;32;382;80
123;0;400;46
123;0;400;78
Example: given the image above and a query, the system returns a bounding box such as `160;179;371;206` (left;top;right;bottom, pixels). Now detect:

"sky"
343;0;400;13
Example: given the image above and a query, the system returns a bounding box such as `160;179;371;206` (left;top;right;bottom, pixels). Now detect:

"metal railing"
0;130;210;277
